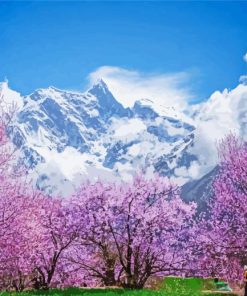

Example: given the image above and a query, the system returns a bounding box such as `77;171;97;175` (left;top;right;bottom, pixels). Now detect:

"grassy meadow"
0;277;238;296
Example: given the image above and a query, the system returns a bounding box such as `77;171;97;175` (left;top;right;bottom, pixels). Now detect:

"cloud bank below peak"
87;65;247;182
186;82;247;180
88;66;193;109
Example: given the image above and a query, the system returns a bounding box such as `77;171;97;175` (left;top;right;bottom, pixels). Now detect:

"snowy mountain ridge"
2;79;247;196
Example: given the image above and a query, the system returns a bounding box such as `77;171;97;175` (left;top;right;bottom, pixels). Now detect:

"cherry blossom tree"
28;197;79;290
0;98;37;291
196;135;247;283
70;175;196;289
0;97;78;291
0;187;79;291
0;99;78;291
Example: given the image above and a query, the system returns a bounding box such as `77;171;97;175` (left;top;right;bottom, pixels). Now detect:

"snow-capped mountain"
1;80;198;195
2;78;247;197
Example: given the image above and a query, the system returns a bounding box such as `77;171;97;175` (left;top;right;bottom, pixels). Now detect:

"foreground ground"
0;289;237;296
0;278;238;295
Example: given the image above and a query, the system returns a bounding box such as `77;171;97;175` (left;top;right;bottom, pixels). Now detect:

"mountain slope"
0;80;217;196
2;78;247;202
181;167;218;212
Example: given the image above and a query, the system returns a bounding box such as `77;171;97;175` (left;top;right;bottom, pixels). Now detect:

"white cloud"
33;146;120;196
114;118;146;139
174;161;200;180
88;66;193;109
128;143;141;157
35;146;88;181
186;83;247;179
88;65;247;182
244;52;247;63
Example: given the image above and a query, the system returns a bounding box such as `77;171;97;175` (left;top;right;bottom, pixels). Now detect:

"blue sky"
0;1;247;103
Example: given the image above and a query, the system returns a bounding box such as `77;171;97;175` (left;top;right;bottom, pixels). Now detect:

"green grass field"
0;289;238;296
0;278;238;296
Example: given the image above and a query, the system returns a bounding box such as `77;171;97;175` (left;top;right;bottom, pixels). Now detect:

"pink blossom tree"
70;175;196;289
0;97;79;291
0;98;38;291
197;135;247;283
29;197;79;290
0;188;79;291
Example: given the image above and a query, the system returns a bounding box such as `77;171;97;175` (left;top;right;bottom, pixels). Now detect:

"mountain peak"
87;79;131;119
47;85;61;92
97;78;108;87
89;78;109;94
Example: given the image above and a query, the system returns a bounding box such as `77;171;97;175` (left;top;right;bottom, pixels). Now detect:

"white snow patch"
87;108;99;117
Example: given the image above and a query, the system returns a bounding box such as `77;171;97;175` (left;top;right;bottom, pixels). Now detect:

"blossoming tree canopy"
70;175;197;288
0;100;36;291
198;135;247;282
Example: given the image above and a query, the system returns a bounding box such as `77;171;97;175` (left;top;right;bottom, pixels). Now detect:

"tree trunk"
103;266;116;286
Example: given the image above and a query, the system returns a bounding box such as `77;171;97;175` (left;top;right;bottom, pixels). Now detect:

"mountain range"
1;78;247;200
